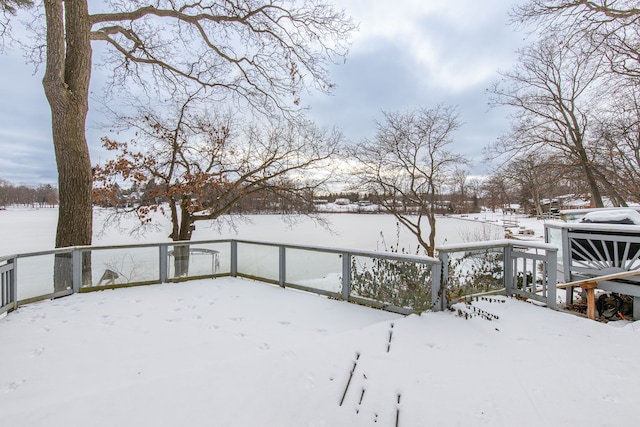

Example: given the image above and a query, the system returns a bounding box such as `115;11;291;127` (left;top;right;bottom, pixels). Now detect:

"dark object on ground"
596;293;633;320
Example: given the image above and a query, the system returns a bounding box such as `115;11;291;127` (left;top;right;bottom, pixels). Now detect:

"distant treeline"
102;181;482;216
0;179;59;207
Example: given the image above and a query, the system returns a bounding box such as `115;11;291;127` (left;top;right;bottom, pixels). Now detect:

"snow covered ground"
2;207;640;426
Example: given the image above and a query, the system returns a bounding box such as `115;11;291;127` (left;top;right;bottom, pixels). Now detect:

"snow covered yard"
2;277;640;426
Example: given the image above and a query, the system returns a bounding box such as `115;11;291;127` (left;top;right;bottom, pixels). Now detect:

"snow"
2;207;640;426
580;208;640;225
0;207;509;256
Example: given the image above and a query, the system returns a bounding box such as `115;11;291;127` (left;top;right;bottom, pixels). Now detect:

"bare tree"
500;152;565;216
0;0;31;36
16;0;356;253
593;84;640;204
466;176;483;213
351;106;468;257
0;0;30;20
512;1;640;207
488;33;608;207
482;173;514;213
514;1;640;26
448;166;470;214
93;94;341;276
0;179;58;207
513;1;640;77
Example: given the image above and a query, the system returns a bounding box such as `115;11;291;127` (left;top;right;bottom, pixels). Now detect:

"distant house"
562;198;592;210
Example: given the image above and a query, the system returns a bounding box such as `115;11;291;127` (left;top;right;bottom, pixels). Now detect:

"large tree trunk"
580;160;604;208
170;198;195;277
593;167;628;207
43;0;93;291
573;137;604;208
426;213;436;258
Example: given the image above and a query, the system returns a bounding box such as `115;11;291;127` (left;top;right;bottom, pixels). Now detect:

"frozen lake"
0;208;504;256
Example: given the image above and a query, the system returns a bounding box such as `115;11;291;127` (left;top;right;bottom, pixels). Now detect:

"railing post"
503;245;513;296
434;253;448;312
547;248;557;309
10;258;17;310
231;240;238;277
159;244;168;283
561;227;571;282
279;246;286;287
72;249;82;293
561;228;573;304
341;252;351;301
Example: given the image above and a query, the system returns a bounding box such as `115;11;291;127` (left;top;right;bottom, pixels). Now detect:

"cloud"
305;0;524;176
341;0;522;92
0;49;55;184
0;47;111;185
0;1;525;185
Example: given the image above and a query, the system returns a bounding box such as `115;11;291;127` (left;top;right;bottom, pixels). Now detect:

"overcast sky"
0;0;525;186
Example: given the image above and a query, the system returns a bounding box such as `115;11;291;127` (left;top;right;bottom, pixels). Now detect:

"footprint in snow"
6;380;26;392
29;313;47;322
30;347;45;357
